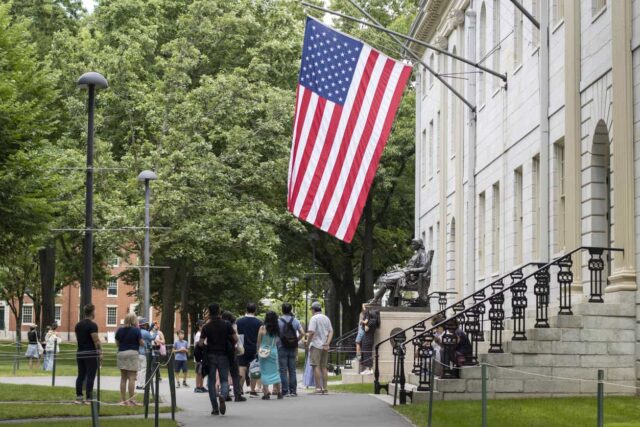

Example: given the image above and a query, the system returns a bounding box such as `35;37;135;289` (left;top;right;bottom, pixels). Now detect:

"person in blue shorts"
174;330;189;387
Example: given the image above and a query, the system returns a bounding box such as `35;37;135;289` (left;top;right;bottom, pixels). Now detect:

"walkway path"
0;376;411;427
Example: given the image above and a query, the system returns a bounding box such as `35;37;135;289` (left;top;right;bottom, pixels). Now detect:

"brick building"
0;254;173;342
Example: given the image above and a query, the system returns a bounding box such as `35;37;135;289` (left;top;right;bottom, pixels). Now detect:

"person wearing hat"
136;317;158;390
25;324;41;369
306;301;333;395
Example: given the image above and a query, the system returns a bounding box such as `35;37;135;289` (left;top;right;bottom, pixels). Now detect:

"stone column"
607;0;637;293
564;0;582;291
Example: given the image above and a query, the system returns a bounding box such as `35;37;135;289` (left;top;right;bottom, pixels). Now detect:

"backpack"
280;317;299;349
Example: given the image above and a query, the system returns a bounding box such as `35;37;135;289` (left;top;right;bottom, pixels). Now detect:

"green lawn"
327;383;372;394
0;383;170;420
0;341;195;378
396;396;640;427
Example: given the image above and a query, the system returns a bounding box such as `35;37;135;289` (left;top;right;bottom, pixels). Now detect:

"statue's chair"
401;250;434;307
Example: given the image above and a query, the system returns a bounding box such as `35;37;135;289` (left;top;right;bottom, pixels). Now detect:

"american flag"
287;17;412;243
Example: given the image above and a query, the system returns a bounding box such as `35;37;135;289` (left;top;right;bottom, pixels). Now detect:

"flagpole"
300;1;507;83
343;0;476;112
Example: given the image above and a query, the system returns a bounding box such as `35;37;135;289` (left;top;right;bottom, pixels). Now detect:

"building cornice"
408;0;469;57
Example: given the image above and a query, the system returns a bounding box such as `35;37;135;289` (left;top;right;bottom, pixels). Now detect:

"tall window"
552;0;565;26
532;155;540;258
421;129;427;184
450;47;458;157
479;192;486;276
106;306;118;327
555;141;565;251
592;0;606;16
110;256;119;267
0;306;5;330
428;226;434;252
492;182;501;272
428;120;434;177
429;54;435;87
479;2;487;105
436;111;441;172
421;67;427;98
22;305;33;324
532;0;540;47
107;277;118;297
54;305;62;324
435;222;440;286
514;7;523;67
514;167;524;264
492;0;501;91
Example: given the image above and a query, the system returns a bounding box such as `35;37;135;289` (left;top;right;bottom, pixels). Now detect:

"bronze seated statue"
369;238;434;307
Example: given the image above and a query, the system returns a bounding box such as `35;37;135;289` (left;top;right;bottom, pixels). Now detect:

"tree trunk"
179;272;191;333
360;195;375;302
160;261;179;345
39;245;56;334
325;280;340;337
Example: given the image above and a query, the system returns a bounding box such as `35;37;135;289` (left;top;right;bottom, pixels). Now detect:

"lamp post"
304;275;310;328
77;72;108;309
137;170;158;320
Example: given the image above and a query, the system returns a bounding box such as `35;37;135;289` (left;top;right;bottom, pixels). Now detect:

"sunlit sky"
82;0;95;13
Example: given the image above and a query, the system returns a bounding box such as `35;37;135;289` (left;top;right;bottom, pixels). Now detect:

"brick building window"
0;306;5;330
106;306;117;327
54;305;62;324
107;277;118;297
110;256;119;267
22;305;33;324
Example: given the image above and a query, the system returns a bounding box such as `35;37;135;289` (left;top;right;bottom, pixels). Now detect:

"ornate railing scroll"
391;246;622;404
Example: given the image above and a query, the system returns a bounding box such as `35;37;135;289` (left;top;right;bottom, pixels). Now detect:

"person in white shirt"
306;301;333;394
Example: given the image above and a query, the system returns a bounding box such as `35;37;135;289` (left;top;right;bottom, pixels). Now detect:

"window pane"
107;278;118;296
0;306;4;330
54;306;61;323
22;306;33;324
107;307;117;326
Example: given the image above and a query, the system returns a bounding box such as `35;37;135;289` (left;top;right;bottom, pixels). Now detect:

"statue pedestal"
374;307;431;383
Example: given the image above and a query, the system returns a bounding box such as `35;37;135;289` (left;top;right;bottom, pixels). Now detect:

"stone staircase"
391;296;637;401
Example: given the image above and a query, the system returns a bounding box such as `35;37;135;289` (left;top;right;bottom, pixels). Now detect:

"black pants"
76;355;98;399
228;355;242;397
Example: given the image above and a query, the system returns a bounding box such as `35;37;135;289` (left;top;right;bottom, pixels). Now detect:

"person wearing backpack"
278;303;305;397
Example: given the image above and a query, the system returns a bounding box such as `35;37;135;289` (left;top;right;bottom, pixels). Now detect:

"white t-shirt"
308;313;333;350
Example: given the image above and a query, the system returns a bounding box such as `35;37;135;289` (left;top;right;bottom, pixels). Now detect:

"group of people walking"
196;300;333;416
70;300;334;415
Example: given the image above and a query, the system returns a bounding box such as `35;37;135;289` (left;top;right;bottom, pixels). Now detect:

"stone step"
342;371;374;385
387;382;438;403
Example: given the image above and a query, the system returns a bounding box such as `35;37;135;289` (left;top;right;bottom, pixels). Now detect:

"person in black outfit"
198;303;238;416
74;304;102;404
359;308;379;374
236;302;262;396
222;311;246;402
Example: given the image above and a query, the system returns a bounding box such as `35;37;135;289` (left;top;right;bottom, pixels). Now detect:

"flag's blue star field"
299;17;363;106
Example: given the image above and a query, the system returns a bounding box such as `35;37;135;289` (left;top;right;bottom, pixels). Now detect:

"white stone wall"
632;0;640;392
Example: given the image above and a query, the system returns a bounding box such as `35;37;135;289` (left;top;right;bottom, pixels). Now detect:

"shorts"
117;350;139;371
238;351;256;367
25;344;39;359
355;327;365;344
174;360;188;373
309;346;328;367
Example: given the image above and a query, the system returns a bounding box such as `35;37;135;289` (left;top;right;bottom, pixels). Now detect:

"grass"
0;341;195;377
327;383;373;394
395;396;640;427
7;421;178;427
0;383;170;420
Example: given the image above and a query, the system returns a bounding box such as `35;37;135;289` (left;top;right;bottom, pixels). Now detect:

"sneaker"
176;382;181;388
249;391;259;397
182;381;189;387
290;392;298;397
277;393;284;400
234;395;247;402
225;396;232;402
202;387;209;392
136;386;145;390
282;393;290;398
194;387;205;393
211;409;219;416
218;396;226;415
261;394;270;400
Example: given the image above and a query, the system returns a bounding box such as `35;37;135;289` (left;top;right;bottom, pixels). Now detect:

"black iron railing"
373;262;543;396
329;326;359;372
392;246;622;404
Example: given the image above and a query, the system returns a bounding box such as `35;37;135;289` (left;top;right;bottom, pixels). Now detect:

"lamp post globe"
77;71;108;310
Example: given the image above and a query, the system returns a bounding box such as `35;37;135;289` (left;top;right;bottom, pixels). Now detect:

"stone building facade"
410;0;640;388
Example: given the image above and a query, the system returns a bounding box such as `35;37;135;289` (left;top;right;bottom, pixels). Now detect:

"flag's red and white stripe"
287;45;412;243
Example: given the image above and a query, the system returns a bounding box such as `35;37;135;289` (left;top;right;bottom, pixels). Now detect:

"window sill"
592;6;606;24
107;295;118;298
552;19;565;34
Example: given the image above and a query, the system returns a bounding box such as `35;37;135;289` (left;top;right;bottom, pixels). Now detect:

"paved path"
0;376;412;427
